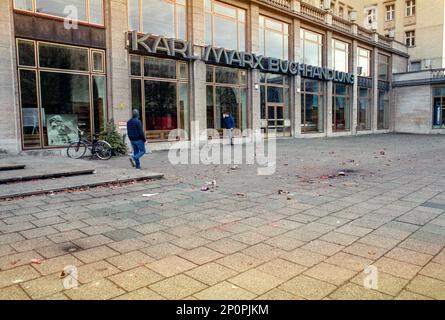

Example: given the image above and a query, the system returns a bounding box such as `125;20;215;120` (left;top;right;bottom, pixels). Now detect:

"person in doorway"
127;109;146;169
222;111;235;145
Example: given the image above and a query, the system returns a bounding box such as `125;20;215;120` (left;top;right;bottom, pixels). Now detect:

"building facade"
0;0;410;154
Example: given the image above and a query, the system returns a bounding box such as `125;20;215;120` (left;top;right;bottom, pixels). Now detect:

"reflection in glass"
300;29;322;67
128;0;140;31
40;72;91;146
89;0;103;24
19;69;41;148
92;76;107;134
214;16;238;50
36;0;87;21
216;87;239;128
301;79;324;133
131;79;142;121
14;0;33;11
144;57;176;79
332;84;351;132
130;55;141;76
378;90;390;129
358;87;372;130
39;43;89;71
18;40;35;67
144;81;177;131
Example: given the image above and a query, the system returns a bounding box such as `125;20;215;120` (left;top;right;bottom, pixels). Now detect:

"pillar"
351;39;358;135
293;18;301;137
326;30;333;136
0;0;20;153
372;47;379;132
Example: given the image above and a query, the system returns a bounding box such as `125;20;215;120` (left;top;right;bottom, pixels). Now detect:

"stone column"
107;0;131;129
372;47;379;132
293;18;301;137
190;0;206;146
326;30;333;136
351;39;358;135
250;3;261;135
0;0;20;153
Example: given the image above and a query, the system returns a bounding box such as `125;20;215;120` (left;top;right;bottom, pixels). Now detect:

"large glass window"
130;55;189;141
378;54;390;81
433;87;445;129
358;87;372;131
259;16;288;60
128;0;186;39
301;79;324;133
332;84;351;132
16;40;107;149
260;73;290;137
332;39;350;73
206;66;247;134
14;0;104;25
205;0;246;51
300;29;323;67
358;47;371;77
378;89;390;130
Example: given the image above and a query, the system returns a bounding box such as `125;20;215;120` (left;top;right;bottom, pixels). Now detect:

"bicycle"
67;128;113;160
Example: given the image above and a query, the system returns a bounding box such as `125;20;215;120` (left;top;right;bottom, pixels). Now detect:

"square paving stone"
407;275;445;299
185;262;237;286
102;228;143;242
351;271;409;296
343;243;388;260
395;290;433;300
304;263;357;286
281;248;327;267
257;258;307;281
193;281;256;300
0;285;30;300
77;260;120;284
150;274;207;299
108;266;164;291
216;252;262;272
0;251;44;270
329;283;392;300
228;269;284;295
264;235;305;251
106;251;154;270
205;238;248;255
374;257;421;280
302;240;344;256
419;262;445;281
385;247;433;266
65;279;125;300
147;255;197;277
0;265;40;288
73;246;119;264
140;242;185;260
278;275;336;300
113;287;166;300
72;235;113;249
21;273;65;299
256;288;304;300
32;254;83;276
178;247;223;265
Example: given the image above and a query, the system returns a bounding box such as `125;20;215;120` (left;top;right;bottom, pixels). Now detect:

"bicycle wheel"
67;141;88;159
94;140;113;160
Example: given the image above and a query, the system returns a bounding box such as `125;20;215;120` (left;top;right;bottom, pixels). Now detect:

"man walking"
223;111;235;145
127;109;146;169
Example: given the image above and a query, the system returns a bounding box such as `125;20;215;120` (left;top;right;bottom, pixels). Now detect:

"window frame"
16;38;107;150
385;4;395;21
332;38;350;73
259;15;289;60
405;0;416;17
205;0;246;51
300;28;323;67
13;0;105;27
357;47;371;77
301;78;325;134
405;30;416;47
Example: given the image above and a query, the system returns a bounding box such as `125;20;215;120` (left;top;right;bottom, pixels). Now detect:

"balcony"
259;0;291;10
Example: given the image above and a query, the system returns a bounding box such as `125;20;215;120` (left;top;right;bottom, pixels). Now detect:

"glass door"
266;104;286;137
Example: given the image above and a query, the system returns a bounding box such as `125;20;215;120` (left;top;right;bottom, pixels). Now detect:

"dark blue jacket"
223;115;235;129
127;117;146;142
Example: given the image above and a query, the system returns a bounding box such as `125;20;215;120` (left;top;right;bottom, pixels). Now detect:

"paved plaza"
1;133;445;300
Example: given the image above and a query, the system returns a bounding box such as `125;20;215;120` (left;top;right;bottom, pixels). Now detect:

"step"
0;163;26;171
0;169;95;184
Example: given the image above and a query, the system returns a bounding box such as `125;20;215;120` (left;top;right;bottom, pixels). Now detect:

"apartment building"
0;0;410;154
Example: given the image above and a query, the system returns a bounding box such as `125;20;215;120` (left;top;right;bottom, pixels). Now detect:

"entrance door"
267;104;285;137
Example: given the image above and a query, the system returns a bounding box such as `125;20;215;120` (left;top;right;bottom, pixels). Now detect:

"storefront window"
433;87;445;129
16;40;107;149
378;54;390;81
378;89;390;129
259;16;289;60
206;65;247;134
205;0;246;51
332;39;350;73
301;79;324;133
358;47;371;77
358;87;372;130
130;55;189;141
14;0;104;25
332;84;351;132
300;29;323;67
260;73;290;137
128;0;186;39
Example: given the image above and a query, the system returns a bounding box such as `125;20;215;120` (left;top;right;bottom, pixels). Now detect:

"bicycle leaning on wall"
67;127;113;160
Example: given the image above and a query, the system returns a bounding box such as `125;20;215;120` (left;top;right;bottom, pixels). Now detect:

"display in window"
46;114;78;146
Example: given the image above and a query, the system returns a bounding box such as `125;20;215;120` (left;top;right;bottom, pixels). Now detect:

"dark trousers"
130;140;145;169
